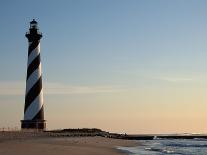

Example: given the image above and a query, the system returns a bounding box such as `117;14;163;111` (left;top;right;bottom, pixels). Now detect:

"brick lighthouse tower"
21;19;46;130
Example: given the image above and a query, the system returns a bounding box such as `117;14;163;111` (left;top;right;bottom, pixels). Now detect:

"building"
21;19;46;130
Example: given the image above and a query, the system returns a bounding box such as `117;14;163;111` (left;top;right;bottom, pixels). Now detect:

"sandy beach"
0;132;136;155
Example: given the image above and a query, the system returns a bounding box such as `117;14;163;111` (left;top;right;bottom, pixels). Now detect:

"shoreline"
0;131;137;155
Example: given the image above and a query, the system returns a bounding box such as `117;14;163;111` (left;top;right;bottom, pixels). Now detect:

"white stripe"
27;43;40;66
26;63;42;94
24;90;43;120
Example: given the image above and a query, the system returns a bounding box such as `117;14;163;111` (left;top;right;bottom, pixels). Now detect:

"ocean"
118;138;207;155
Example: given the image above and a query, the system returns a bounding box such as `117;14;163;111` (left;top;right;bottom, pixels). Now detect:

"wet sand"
0;132;136;155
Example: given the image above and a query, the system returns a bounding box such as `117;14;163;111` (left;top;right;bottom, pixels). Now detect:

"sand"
0;132;136;155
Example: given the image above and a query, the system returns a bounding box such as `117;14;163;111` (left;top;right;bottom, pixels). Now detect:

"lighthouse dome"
30;19;38;29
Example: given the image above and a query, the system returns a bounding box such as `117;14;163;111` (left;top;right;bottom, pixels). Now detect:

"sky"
1;0;207;134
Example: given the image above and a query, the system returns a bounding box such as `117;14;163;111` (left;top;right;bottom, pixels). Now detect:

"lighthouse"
21;19;46;130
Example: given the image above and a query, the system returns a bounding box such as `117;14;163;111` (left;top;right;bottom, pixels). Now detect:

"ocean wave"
118;139;207;155
145;147;182;154
165;143;207;148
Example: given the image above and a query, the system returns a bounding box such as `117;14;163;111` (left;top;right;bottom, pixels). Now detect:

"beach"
0;132;136;155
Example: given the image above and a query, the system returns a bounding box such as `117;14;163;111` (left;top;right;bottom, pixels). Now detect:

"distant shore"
0;131;136;155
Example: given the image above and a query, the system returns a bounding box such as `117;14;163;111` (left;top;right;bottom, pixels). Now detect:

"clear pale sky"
1;0;207;134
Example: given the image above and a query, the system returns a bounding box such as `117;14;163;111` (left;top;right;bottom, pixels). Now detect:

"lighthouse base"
21;120;46;131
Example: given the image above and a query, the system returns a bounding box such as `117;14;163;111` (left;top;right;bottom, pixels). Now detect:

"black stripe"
24;76;42;112
28;40;39;55
32;106;44;120
27;54;41;79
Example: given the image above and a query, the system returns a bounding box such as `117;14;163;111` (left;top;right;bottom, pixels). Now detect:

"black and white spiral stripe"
24;40;44;120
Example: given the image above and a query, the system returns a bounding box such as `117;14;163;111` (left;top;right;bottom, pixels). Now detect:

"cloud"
153;76;193;83
0;81;124;96
44;82;124;95
0;81;25;95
